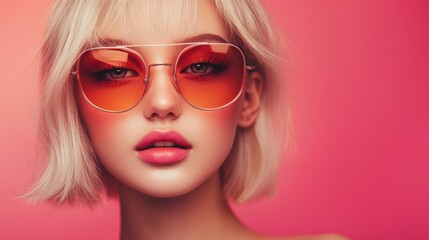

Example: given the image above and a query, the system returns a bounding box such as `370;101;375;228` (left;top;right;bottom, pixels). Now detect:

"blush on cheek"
77;90;134;130
198;101;242;142
199;96;244;123
77;93;135;153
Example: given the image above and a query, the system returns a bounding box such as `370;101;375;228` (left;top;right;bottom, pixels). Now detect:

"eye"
191;63;210;74
105;68;137;80
183;63;212;75
94;68;138;81
180;62;227;77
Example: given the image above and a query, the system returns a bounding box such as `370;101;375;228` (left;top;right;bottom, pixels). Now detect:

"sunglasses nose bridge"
146;63;179;92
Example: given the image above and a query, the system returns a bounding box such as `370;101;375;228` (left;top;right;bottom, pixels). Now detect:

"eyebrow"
92;34;228;47
179;34;228;43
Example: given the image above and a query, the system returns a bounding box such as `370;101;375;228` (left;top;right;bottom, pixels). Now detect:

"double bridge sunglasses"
72;42;256;112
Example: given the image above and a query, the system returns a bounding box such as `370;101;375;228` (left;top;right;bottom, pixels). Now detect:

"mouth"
141;140;190;149
135;130;192;165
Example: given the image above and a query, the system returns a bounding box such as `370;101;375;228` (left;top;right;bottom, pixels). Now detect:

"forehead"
95;0;229;45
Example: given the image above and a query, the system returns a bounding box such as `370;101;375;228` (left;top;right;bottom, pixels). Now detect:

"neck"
118;172;253;240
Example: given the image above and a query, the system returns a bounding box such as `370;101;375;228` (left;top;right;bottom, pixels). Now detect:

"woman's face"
77;0;251;197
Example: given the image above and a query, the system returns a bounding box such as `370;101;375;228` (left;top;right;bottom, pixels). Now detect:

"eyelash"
179;57;229;75
89;63;137;82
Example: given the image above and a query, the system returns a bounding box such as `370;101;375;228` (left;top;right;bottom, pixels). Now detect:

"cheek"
201;108;240;145
77;92;140;162
185;99;244;161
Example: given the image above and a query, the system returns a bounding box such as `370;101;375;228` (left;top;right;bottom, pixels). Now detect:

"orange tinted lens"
77;48;146;112
176;44;245;109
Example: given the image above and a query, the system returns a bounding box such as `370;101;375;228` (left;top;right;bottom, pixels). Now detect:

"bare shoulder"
262;234;351;240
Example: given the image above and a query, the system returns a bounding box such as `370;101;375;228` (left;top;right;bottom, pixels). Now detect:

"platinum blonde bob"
26;0;291;205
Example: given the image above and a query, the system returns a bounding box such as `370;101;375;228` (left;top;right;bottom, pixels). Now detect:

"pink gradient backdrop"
1;0;428;239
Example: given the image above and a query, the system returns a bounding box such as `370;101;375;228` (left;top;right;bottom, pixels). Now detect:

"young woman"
26;0;347;239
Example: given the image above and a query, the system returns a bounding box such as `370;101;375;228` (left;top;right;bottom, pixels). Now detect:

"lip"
135;130;192;165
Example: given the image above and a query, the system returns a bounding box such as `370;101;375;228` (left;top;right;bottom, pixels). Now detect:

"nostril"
149;111;178;120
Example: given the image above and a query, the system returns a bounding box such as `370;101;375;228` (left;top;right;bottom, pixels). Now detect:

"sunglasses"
72;42;255;112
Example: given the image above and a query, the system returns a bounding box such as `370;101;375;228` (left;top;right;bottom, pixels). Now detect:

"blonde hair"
25;0;291;205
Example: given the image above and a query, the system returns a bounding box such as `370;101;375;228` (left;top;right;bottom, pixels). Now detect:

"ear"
238;71;263;128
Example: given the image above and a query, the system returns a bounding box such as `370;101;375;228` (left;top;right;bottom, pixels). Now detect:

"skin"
77;0;349;239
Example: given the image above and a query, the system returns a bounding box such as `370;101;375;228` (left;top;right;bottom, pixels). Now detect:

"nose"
143;64;182;120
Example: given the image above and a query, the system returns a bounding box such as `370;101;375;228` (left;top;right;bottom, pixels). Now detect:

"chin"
146;184;195;198
123;177;206;199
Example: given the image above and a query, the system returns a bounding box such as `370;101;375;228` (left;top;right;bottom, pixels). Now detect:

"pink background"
1;0;428;239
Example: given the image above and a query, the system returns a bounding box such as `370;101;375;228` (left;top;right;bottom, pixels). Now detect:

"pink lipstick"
135;130;192;165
